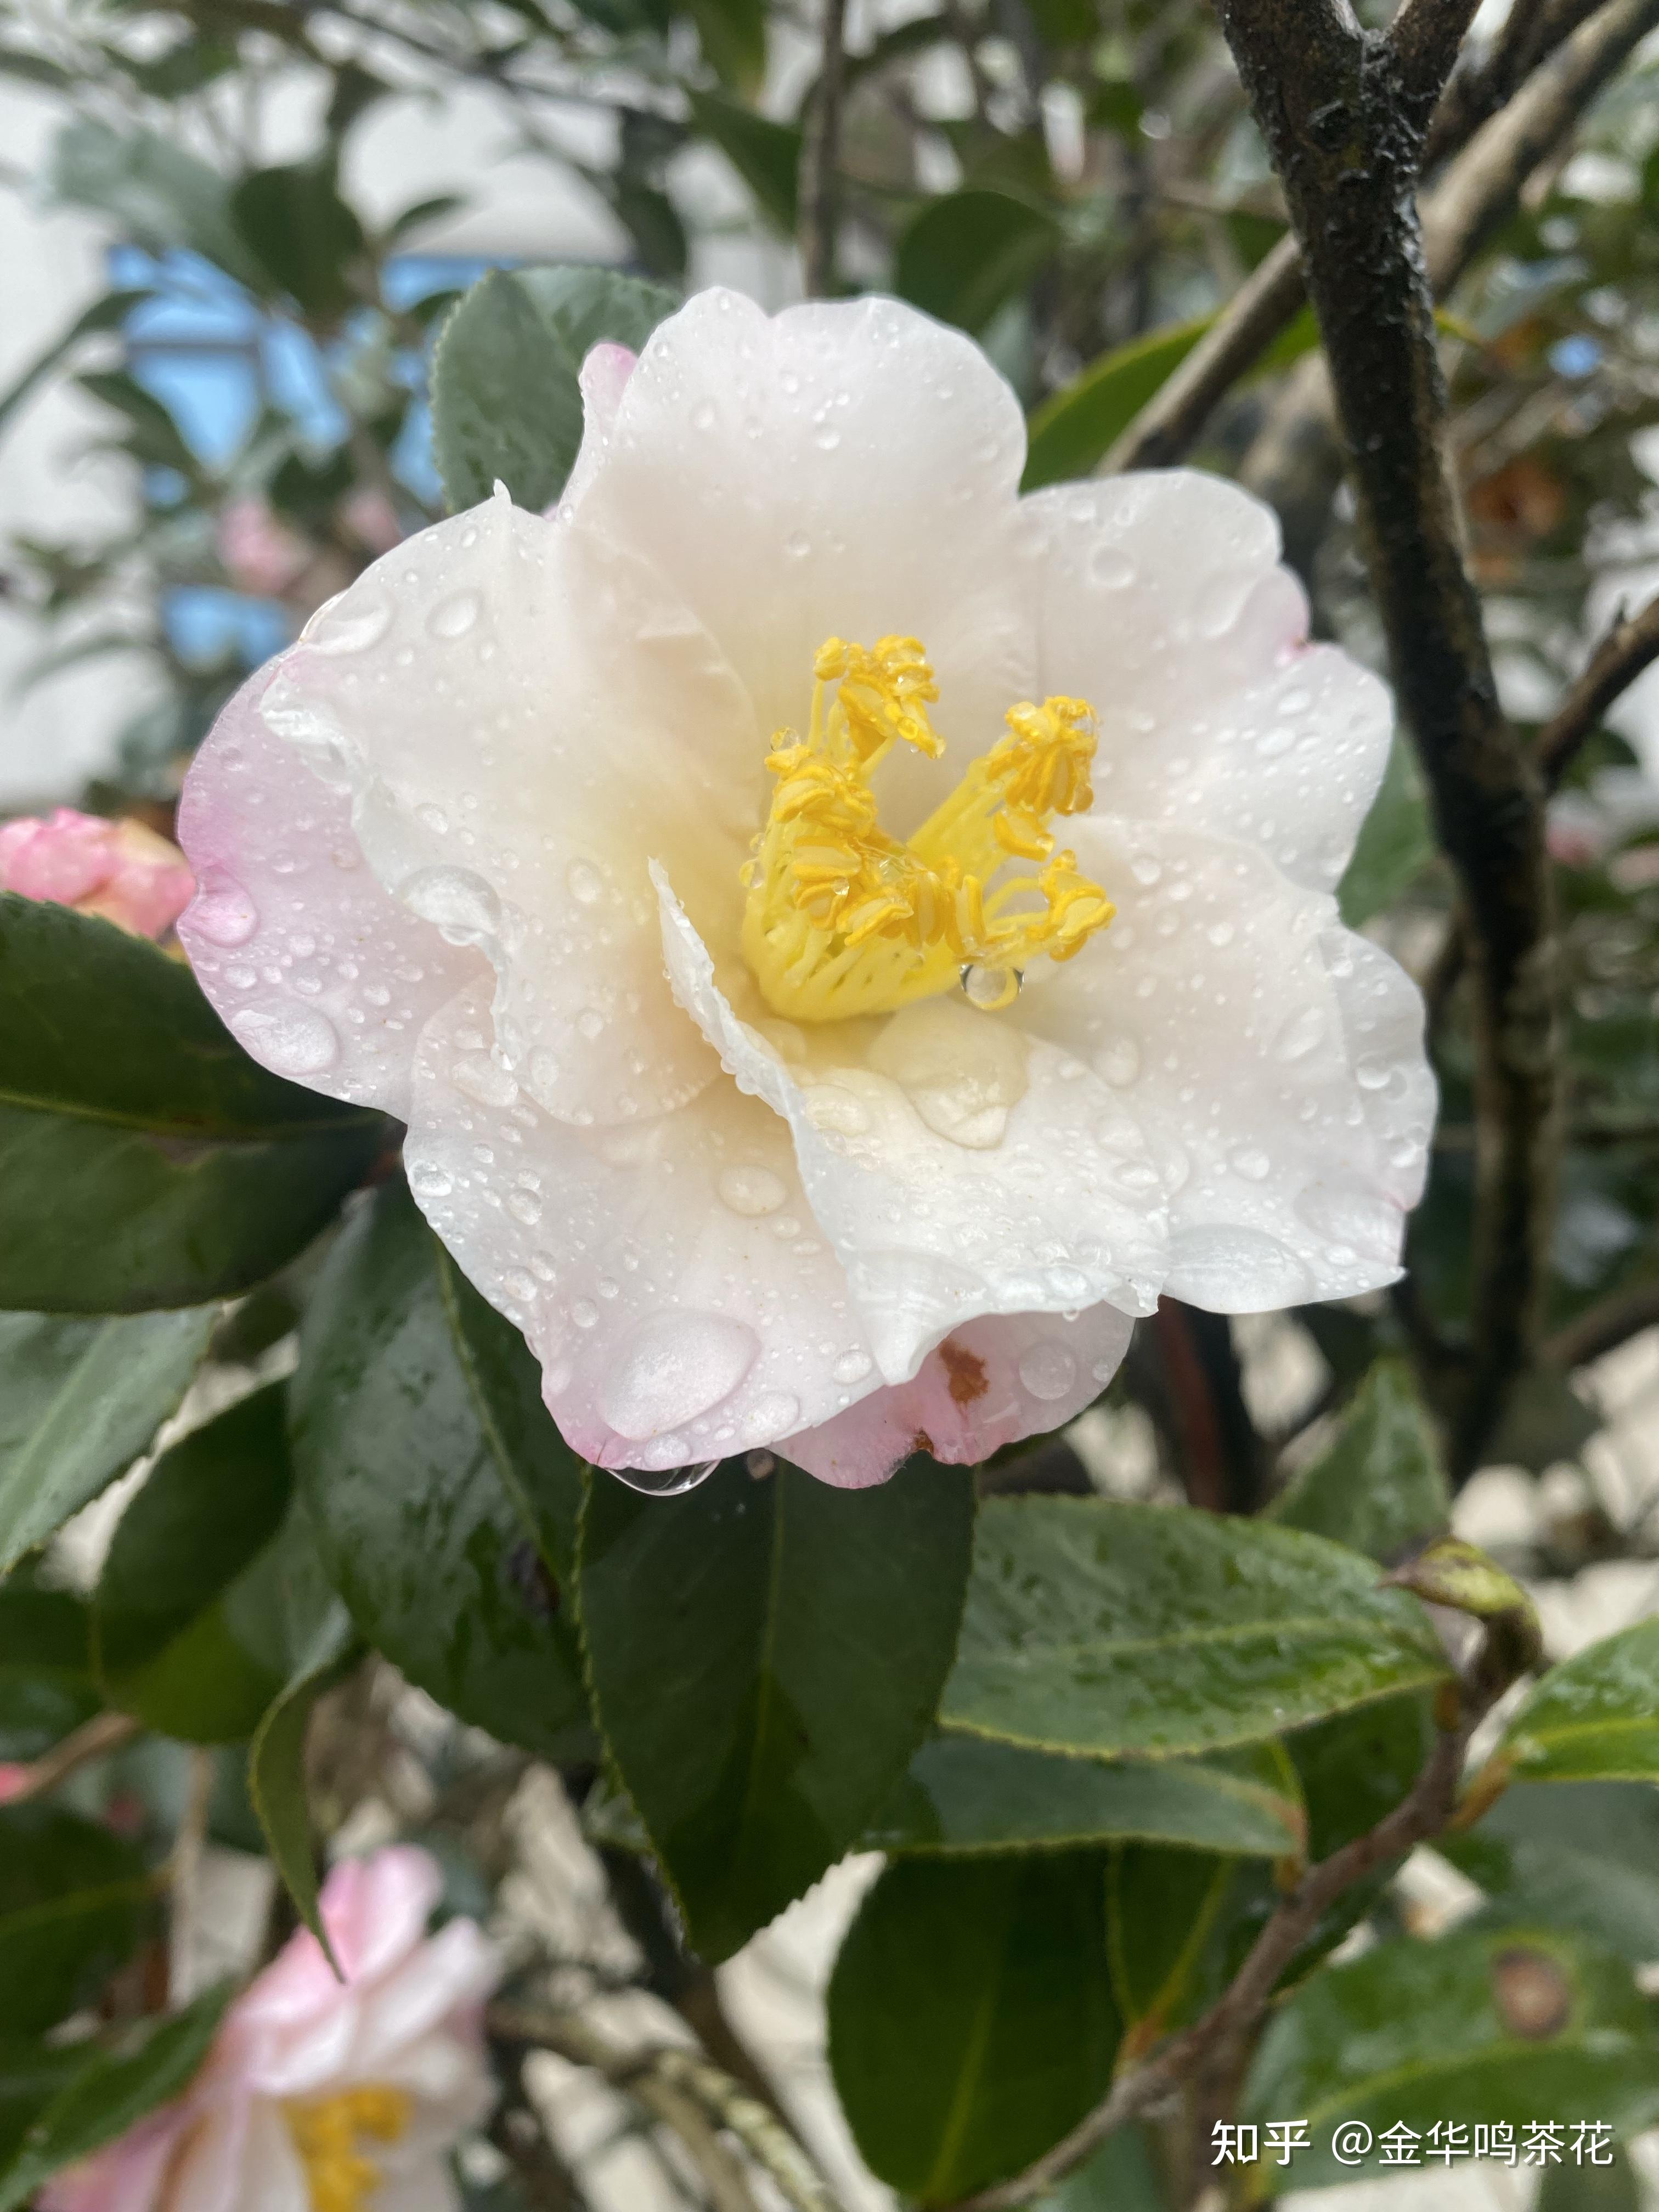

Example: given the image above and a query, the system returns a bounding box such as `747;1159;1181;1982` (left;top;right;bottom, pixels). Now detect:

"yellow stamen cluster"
742;635;1114;1022
286;2084;412;2212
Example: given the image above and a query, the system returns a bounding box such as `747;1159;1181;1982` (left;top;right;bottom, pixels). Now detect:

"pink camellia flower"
41;1845;498;2212
0;1762;32;1805
0;808;194;940
176;290;1434;1490
218;495;313;599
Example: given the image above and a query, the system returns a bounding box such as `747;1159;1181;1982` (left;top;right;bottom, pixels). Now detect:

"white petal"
1023;815;1434;1311
206;2103;308;2212
405;979;889;1471
571;288;1039;836
177;674;486;1118
789;1301;1136;1486
372;2161;463;2212
1020;472;1394;894
556;340;636;516
654;865;1168;1385
347;1921;498;2076
257;491;758;1127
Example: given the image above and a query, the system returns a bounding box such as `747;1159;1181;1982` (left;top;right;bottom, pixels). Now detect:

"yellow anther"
741;636;1114;1022
286;2084;412;2212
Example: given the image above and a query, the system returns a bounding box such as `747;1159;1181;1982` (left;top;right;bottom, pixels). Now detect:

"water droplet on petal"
718;1164;787;1217
1229;1144;1272;1181
230;1003;338;1076
428;590;480;639
805;1084;870;1136
306;594;391;654
1273;1006;1328;1063
599;1312;760;1441
507;1187;544;1226
453;1052;520;1108
1019;1341;1078;1402
960;963;1020;1011
613;1459;721;1496
188;870;258;947
401;866;500;941
833;1350;873;1385
1088;544;1136;590
409;1162;454;1199
1097;1036;1142;1088
567;860;603;905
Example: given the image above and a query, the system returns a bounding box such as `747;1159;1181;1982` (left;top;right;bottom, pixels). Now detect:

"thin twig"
489;2004;847;2212
1536;591;1659;791
168;1747;217;2007
798;0;850;298
1;1709;139;1803
1542;1277;1659;1370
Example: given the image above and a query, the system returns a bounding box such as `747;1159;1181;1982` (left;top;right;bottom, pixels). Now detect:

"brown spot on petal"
1492;1946;1571;2040
940;1340;989;1405
912;1431;935;1458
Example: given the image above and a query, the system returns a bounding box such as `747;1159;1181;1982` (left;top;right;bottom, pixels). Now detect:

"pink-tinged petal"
1023;815;1434;1311
177;673;487;1119
167;2099;255;2212
569;289;1038;838
789;1302;1136;1488
556;341;636;516
321;1844;444;1983
216;2102;308;2212
1020;472;1393;895
1;808;111;904
403;979;885;1474
655;864;1168;1389
36;2104;187;2212
348;1921;498;2077
256;492;754;1129
81;820;196;940
0;1761;31;1804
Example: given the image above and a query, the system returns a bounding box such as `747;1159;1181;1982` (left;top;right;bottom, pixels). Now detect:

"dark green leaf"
514;265;679;360
682;0;766;94
0;896;387;1313
0;1807;150;2035
828;1852;1119;2204
0;1589;100;1761
431;270;583;514
1107;1843;1233;2041
862;1733;1303;1859
580;1455;974;1962
1035;2129;1166;2211
1538;2142;1642;2212
230;161;366;320
1242;1927;1659;2192
248;1609;357;1963
941;1498;1446;1760
0;1308;215;1573
0;1985;230;2212
47;120;262;287
93;1385;295;1742
1493;1618;1659;1784
1447;1782;1659;1962
1268;1358;1450;1564
1023;316;1211;491
895;190;1059;337
685;93;800;234
1338;734;1435;927
291;1180;590;1763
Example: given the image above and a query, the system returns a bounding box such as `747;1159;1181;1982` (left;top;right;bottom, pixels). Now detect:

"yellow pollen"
742;634;1113;1021
285;2084;412;2212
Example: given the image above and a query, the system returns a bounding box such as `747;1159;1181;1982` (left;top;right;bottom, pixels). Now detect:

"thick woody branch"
1391;0;1487;119
1215;0;1558;1483
1536;591;1659;792
1424;0;1605;165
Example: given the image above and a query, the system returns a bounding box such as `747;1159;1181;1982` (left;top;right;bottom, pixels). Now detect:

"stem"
1;1710;139;1804
1536;590;1659;792
798;0;849;298
168;1747;216;2007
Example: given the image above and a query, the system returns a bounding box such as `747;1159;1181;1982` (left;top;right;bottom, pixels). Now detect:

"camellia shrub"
5;0;1659;2207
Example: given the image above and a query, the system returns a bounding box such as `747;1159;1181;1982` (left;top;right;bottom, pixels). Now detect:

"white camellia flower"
178;289;1434;1489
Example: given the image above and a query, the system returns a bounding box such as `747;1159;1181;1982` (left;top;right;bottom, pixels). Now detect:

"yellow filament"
742;635;1113;1021
285;2084;412;2212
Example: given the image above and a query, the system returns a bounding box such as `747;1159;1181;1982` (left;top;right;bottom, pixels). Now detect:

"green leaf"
682;0;766;94
0;1807;151;2035
0;291;148;442
579;1455;974;1962
1447;1782;1659;1963
0;1589;100;1761
685;94;802;234
941;1498;1446;1761
1107;1843;1233;2042
291;1180;590;1763
1538;2142;1642;2212
93;1384;296;1743
1338;735;1434;927
0;1308;215;1573
1242;1927;1659;2193
0;1985;230;2212
431;266;677;512
1492;1618;1659;1784
1023;315;1211;491
894;190;1059;337
1035;2130;1166;2211
0;896;388;1314
1268;1358;1450;1564
248;1608;358;1962
47;121;262;287
862;1733;1304;1859
828;1852;1119;2204
230;160;366;321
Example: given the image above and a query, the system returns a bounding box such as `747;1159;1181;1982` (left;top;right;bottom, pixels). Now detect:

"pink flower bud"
0;809;195;940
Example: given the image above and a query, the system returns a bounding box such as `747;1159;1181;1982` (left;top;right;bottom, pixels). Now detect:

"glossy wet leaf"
0;1807;151;2035
47;118;260;284
830;1852;1118;2204
1023;315;1212;490
895;189;1059;336
580;1454;974;1962
0;1985;230;2212
247;1606;357;1963
0;896;387;1313
93;1384;301;1743
292;1179;590;1763
1493;1618;1659;1783
0;1589;100;1761
941;1498;1445;1760
1241;1926;1659;2193
862;1731;1302;1858
1268;1358;1450;1565
1447;1781;1659;1962
0;1307;215;1572
1108;1843;1234;2041
1338;734;1435;927
230;159;365;320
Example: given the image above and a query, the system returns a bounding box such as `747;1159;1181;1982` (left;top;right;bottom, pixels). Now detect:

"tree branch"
798;0;849;297
1541;1276;1659;1370
1391;0;1487;118
1536;591;1659;792
0;1709;139;1804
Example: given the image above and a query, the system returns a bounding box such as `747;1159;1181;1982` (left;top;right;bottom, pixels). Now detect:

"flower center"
285;2084;411;2212
741;635;1113;1021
